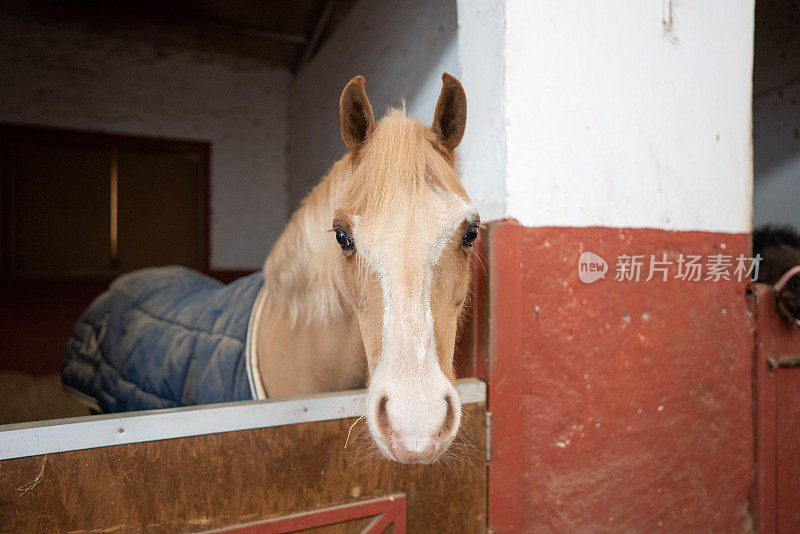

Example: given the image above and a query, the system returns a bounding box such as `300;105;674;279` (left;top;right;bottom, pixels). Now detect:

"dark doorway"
1;124;209;375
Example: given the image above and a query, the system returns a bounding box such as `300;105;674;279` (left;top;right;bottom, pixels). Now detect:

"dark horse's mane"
753;224;800;252
752;224;800;286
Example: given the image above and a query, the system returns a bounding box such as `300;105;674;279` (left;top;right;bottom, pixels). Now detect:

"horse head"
333;74;477;463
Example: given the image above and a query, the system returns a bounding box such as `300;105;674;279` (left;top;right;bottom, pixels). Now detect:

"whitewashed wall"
288;0;459;209
752;1;800;231
459;0;755;233
0;15;290;270
455;0;507;222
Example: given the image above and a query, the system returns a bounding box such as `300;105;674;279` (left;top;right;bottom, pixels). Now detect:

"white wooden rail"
0;378;485;460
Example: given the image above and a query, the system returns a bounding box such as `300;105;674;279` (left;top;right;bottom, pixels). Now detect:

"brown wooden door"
7;138;111;277
117;147;206;272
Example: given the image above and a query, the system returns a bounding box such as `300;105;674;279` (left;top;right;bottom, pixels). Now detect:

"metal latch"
768;355;800;369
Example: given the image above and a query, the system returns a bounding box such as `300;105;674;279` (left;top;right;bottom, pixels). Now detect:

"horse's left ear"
432;73;467;152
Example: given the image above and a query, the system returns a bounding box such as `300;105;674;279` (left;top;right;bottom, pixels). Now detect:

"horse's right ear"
339;76;375;153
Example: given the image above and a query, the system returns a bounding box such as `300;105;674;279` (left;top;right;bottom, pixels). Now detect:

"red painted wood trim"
363;503;405;534
751;282;800;534
486;220;525;533
751;284;777;534
208;494;407;534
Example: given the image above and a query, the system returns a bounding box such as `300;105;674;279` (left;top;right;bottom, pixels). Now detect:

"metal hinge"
768;354;800;369
485;411;492;462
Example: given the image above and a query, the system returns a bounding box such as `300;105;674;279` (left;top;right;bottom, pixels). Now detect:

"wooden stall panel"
0;403;486;533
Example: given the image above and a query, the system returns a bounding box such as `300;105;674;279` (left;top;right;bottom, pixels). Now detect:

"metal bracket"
768;354;800;370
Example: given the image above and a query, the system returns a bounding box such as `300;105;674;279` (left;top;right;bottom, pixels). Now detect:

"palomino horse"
63;73;476;464
257;73;477;463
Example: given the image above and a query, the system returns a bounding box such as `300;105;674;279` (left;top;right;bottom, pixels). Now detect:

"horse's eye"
335;229;353;251
463;225;479;247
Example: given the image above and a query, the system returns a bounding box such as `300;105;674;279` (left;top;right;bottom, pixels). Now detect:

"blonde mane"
340;108;466;216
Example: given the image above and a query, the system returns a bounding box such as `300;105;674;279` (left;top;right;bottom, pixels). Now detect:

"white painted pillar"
456;0;507;221
458;0;755;233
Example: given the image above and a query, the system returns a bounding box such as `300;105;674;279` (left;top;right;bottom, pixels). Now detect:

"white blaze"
356;187;475;459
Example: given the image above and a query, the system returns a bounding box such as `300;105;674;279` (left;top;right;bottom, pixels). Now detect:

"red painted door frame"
751;283;800;534
204;494;406;534
469;220;525;532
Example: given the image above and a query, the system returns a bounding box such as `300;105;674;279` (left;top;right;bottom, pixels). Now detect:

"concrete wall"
287;0;459;210
0;14;291;270
752;0;800;231
455;0;507;221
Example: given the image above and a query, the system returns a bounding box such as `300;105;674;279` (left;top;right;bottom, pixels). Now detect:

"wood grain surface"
0;403;486;533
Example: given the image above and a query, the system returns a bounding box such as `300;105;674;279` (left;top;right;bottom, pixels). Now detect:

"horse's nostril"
377;395;391;437
439;394;456;437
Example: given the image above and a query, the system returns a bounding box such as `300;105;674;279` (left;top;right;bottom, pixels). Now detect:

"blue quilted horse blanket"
62;266;267;413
